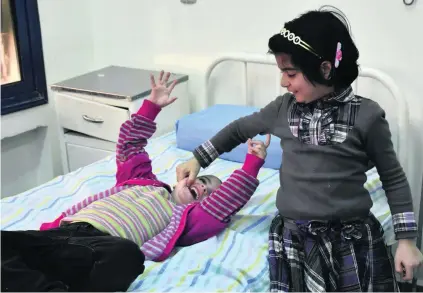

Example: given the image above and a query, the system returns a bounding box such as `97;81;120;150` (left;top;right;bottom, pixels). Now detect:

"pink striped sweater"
40;99;264;261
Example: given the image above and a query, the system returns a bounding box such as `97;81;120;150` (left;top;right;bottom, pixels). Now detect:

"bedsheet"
0;131;395;292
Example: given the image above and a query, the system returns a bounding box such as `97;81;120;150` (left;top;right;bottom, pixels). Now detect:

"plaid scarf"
288;87;361;145
268;214;399;292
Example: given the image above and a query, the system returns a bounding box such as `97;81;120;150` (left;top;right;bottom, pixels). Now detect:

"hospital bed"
1;53;419;291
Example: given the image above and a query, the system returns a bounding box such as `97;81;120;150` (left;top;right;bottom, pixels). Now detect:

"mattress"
0;131;395;292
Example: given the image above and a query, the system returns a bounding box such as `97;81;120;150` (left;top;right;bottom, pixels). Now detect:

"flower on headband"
334;42;342;68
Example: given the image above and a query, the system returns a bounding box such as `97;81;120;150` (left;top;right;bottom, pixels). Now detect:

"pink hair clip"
334;42;342;68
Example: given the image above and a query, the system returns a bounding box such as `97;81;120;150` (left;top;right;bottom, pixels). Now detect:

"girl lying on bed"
1;71;270;292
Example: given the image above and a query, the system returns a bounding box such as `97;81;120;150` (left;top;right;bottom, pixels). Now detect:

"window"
1;0;47;115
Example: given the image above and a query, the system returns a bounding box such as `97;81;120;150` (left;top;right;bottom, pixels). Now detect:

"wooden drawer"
56;93;129;142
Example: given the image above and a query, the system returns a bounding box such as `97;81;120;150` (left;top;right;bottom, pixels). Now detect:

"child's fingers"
166;97;178;105
251;145;265;153
395;258;403;274
403;264;413;281
249;140;266;148
163;72;171;83
254;145;264;152
167;80;177;93
187;174;196;187
247;139;256;155
250;145;266;158
158;70;164;83
150;74;156;88
264;134;271;148
250;134;271;148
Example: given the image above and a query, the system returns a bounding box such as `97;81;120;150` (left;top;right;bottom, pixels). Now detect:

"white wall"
1;0;96;197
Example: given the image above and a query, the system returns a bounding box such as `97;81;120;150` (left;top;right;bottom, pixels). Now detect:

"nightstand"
51;66;190;174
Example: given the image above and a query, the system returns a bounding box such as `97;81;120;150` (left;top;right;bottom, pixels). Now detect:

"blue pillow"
175;104;282;169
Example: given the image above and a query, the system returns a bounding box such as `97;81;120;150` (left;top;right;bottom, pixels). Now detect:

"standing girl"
176;7;422;292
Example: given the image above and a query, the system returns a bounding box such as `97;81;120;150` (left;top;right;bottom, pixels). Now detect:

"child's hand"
176;157;201;187
247;134;271;160
395;239;423;281
148;70;178;108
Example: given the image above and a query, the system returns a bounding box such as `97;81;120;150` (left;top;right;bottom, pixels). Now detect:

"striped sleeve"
199;169;259;222
116;100;161;163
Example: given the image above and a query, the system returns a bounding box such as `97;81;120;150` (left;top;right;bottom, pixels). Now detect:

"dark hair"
268;6;359;89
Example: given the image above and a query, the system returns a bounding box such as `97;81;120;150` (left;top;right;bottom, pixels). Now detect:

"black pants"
1;223;145;292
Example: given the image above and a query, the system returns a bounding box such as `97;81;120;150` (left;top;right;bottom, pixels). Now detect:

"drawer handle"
82;115;104;123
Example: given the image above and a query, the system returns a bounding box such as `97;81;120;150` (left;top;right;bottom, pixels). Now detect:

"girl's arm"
115;99;162;184
116;71;178;185
365;106;417;240
193;94;286;168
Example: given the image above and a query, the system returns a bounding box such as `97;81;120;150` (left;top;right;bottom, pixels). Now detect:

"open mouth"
189;187;199;200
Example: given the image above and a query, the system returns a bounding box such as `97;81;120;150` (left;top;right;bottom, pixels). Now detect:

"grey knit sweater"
193;92;417;239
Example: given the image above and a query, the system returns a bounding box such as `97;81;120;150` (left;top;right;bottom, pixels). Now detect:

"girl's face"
171;175;221;205
275;53;333;103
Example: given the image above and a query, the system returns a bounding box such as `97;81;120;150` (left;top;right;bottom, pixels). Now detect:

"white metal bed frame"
203;52;420;289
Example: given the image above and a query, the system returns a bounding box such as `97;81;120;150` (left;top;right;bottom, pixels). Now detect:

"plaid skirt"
268;214;399;292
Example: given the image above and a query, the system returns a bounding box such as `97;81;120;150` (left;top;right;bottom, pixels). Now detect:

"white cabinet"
52;67;190;173
64;132;115;171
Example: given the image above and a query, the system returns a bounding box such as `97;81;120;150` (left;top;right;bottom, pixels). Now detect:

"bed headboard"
203;53;410;174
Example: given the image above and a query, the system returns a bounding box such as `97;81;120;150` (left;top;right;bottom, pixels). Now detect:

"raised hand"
247;134;271;160
148;70;178;108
